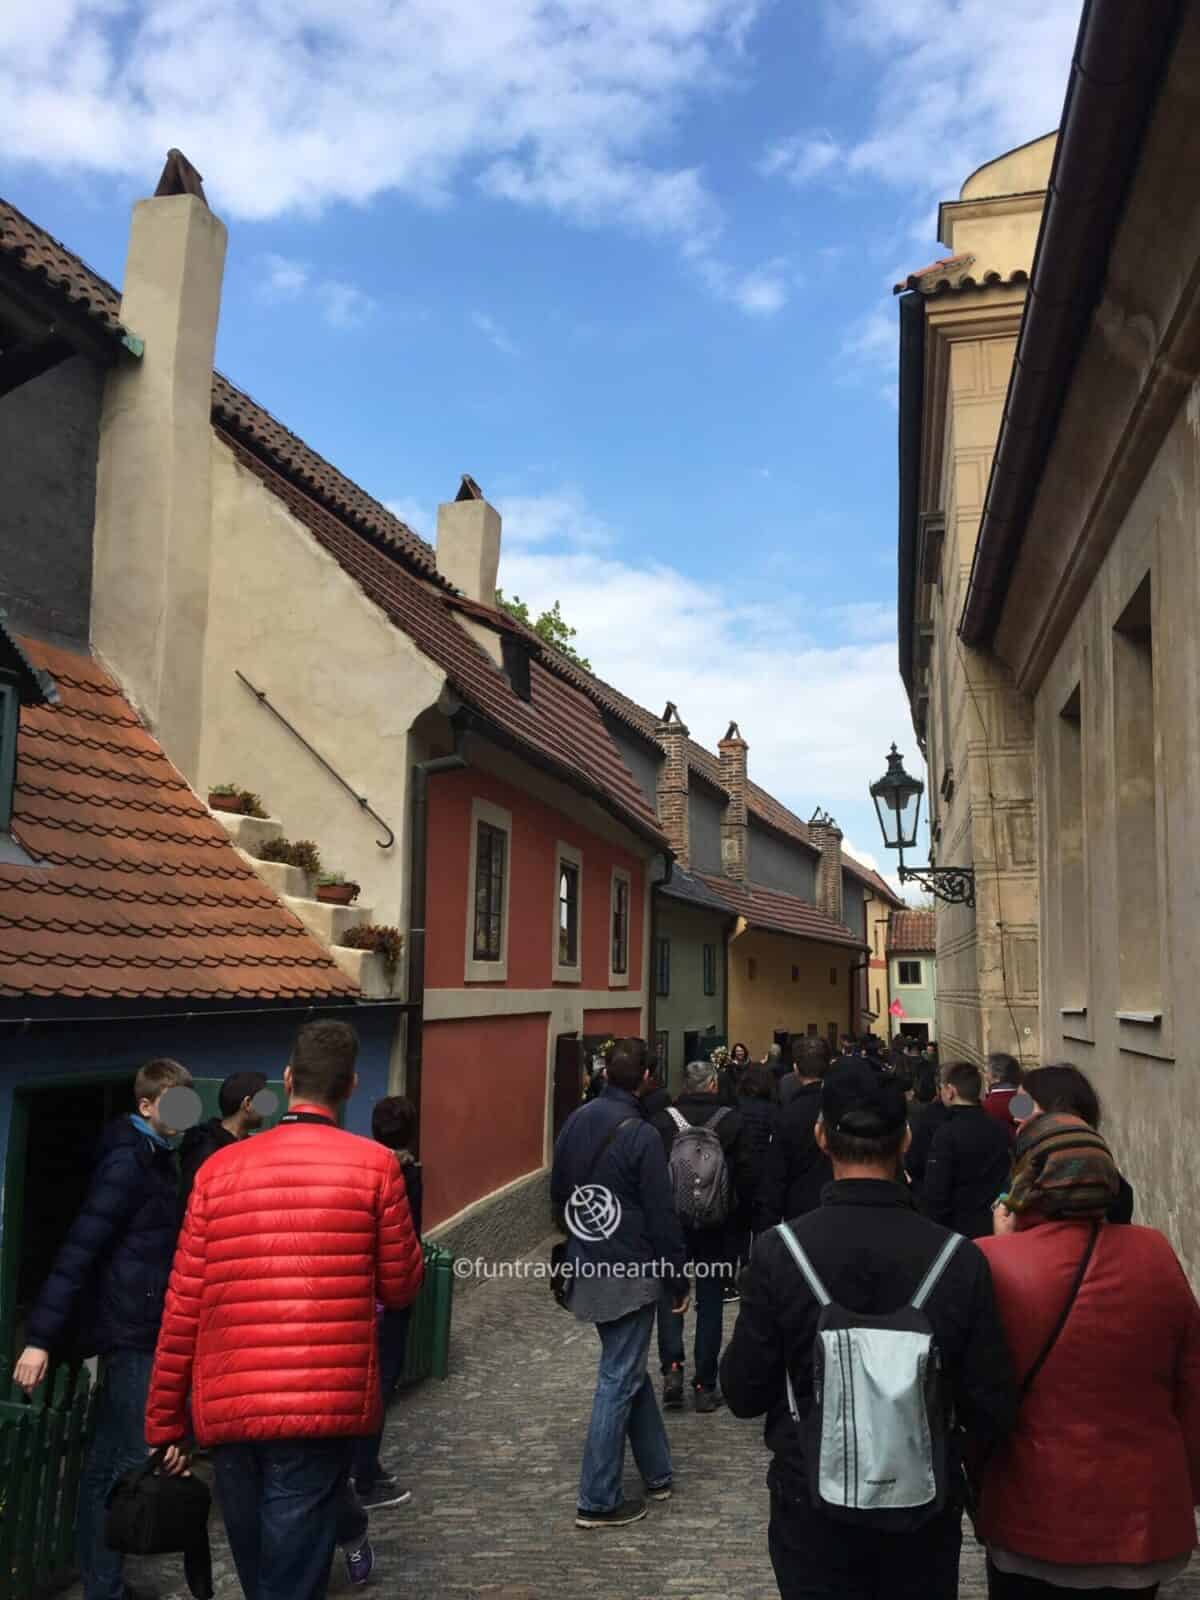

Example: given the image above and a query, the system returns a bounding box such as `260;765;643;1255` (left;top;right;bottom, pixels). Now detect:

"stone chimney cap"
154;149;209;206
456;474;485;503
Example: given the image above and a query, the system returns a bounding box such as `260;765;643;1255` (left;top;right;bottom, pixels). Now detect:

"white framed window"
609;867;631;987
553;840;583;983
897;960;922;987
465;798;512;983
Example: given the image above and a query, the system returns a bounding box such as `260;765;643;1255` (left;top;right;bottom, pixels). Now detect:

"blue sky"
0;0;1082;881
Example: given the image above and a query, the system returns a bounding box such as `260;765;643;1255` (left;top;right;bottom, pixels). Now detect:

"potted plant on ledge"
208;782;244;814
316;871;360;906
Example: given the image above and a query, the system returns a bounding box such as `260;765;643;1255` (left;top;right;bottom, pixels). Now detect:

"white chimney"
436;474;501;607
91;151;227;781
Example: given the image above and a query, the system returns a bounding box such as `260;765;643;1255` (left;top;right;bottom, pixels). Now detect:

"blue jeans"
214;1438;355;1600
656;1266;725;1389
351;1306;411;1489
77;1348;155;1600
578;1303;673;1514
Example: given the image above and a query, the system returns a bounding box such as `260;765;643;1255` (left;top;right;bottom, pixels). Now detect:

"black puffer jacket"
178;1117;237;1220
753;1082;831;1233
27;1117;181;1357
735;1095;778;1221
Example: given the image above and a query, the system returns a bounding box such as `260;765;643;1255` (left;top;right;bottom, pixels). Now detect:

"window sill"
1059;1006;1087;1017
465;957;508;984
553;965;582;986
1115;1010;1162;1026
608;971;630;989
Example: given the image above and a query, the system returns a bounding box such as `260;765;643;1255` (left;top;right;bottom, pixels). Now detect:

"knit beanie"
1006;1112;1119;1219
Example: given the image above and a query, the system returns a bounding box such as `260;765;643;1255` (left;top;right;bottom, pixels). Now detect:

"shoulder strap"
666;1108;689;1134
774;1222;831;1307
706;1107;732;1130
1020;1222;1100;1400
911;1234;964;1310
584;1115;639;1183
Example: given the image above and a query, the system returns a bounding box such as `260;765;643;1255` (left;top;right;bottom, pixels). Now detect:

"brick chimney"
91;150;227;782
718;721;748;882
655;702;690;868
437;474;501;607
808;808;845;923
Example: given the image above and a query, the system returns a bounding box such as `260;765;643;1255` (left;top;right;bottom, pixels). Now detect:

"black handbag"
106;1448;214;1599
549;1116;638;1309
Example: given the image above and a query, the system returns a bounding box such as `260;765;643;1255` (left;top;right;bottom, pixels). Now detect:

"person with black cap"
719;1059;1016;1600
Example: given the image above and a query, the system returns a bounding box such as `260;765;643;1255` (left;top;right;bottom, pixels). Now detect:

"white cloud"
764;0;1078;205
497;490;912;850
697;255;791;316
256;254;374;329
0;0;775;314
497;488;613;550
471;311;519;356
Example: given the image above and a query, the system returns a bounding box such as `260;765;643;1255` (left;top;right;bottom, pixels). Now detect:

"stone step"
212;810;285;855
329;944;404;1000
235;847;309;900
284;895;374;949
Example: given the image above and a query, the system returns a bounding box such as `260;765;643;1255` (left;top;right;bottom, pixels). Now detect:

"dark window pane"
473;821;507;962
612;876;628;974
559;860;579;966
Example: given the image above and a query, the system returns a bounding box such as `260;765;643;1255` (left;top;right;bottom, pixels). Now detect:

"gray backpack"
776;1223;962;1527
666;1107;732;1228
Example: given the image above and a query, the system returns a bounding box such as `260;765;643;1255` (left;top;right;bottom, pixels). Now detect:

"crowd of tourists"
552;1035;1200;1600
13;1022;424;1600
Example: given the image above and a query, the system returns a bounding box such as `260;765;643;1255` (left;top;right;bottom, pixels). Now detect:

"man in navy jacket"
551;1037;687;1530
15;1058;193;1600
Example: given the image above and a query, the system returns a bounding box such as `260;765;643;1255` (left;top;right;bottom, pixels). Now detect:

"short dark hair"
218;1070;268;1118
738;1064;777;1101
372;1095;418;1150
794;1037;831;1081
289;1021;358;1104
988;1053;1022;1088
607;1037;650;1093
942;1061;983;1103
822;1118;907;1166
134;1058;192;1103
1024;1063;1101;1130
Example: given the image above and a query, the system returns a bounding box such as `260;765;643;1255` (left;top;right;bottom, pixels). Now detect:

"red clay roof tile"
888;908;936;953
1;640;357;1002
693;872;865;951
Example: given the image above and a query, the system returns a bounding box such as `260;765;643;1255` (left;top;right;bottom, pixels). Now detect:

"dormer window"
0;614;57;837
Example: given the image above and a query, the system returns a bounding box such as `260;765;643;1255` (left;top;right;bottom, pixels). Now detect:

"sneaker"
722;1282;740;1303
575;1497;648;1529
645;1480;673;1501
344;1539;374;1586
662;1363;684;1410
693;1384;725;1414
358;1475;413;1511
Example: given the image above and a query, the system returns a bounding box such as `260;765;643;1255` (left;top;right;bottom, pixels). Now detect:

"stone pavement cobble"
62;1238;1200;1599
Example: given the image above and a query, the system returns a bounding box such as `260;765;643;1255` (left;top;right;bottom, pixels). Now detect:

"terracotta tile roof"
0;639;358;1002
694;872;865;950
0;198;131;342
0;196;440;583
888;908;936;953
218;434;666;848
843;857;905;906
893;251;1029;298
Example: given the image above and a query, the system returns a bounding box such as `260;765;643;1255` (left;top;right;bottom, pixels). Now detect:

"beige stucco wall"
199;439;447;928
726;929;859;1058
1032;398;1200;1276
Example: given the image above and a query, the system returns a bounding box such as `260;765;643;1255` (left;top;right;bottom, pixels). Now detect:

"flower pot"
208;791;244;814
316;882;360;906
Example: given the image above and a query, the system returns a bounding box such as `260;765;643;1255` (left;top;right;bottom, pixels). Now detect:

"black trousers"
986;1558;1158;1598
768;1489;961;1600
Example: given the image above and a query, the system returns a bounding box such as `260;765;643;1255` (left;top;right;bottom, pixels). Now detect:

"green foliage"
339;923;404;971
318;869;356;887
239;790;267;819
258;837;322;876
496;591;592;671
209;782;239;796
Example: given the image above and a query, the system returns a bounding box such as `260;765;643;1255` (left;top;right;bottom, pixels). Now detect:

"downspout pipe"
647;853;673;1060
405;725;468;1153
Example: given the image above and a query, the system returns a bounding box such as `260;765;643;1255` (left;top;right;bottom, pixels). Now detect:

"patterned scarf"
1006;1112;1119;1219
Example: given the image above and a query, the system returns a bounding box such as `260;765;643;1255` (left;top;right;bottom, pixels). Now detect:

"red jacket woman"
977;1111;1200;1595
147;1103;423;1448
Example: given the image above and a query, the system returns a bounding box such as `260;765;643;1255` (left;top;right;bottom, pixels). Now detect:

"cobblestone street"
64;1239;1200;1600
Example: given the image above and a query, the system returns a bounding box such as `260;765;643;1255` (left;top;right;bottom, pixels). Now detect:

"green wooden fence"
0;1361;95;1600
398;1241;455;1384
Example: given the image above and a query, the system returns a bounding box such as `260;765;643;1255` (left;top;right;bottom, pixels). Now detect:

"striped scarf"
1007;1112;1119;1219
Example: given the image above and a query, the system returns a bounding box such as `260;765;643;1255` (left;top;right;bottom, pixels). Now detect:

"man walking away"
551;1037;688;1530
720;1061;1015;1600
14;1058;194;1600
754;1039;833;1232
178;1069;268;1218
145;1022;423;1600
982;1053;1022;1144
923;1061;1013;1239
652;1060;753;1413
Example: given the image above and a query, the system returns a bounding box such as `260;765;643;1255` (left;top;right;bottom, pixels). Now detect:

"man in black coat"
922;1060;1012;1238
178;1069;269;1218
755;1038;832;1232
14;1058;195;1600
720;1061;1016;1600
652;1060;755;1413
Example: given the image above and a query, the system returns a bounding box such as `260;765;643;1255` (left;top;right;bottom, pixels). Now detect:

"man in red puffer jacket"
146;1021;423;1600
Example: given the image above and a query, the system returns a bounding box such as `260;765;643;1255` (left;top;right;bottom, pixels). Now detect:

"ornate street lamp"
869;744;975;907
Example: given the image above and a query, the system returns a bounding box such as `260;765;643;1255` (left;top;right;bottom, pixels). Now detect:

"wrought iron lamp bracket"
897;863;975;908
